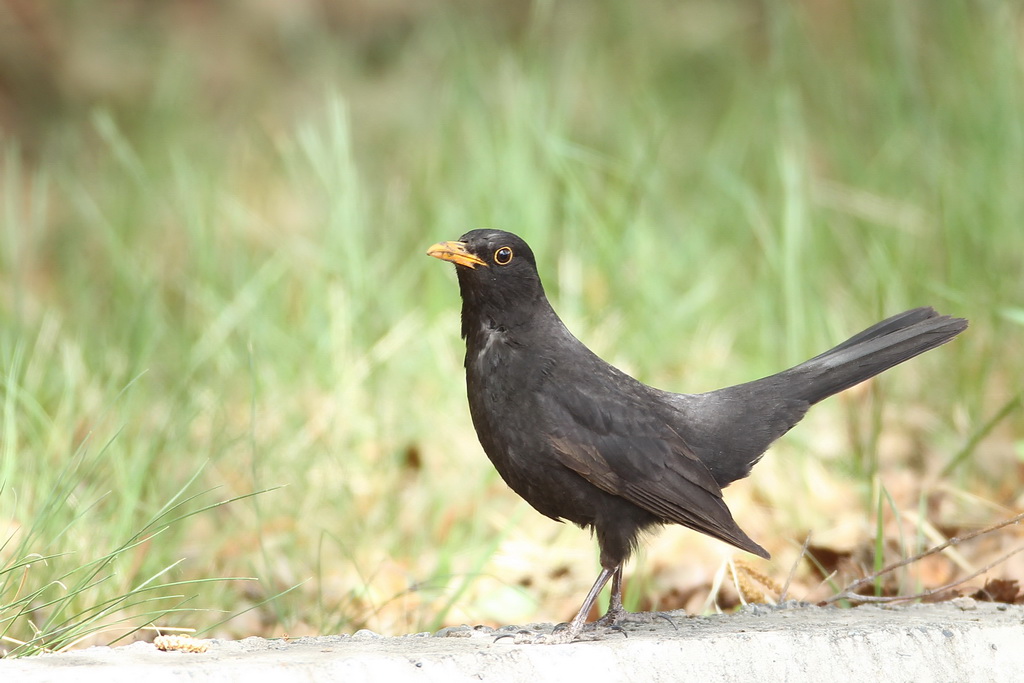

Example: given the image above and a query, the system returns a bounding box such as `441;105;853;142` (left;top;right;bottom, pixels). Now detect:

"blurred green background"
1;0;1022;653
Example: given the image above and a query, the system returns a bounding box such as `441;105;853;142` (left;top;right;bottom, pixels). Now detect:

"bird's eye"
494;246;513;265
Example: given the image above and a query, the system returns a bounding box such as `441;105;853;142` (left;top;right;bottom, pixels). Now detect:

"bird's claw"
499;618;632;644
655;612;678;629
495;623;582;645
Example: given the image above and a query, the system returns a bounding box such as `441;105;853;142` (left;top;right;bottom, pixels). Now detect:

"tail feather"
788;309;968;405
805;307;943;360
680;308;968;487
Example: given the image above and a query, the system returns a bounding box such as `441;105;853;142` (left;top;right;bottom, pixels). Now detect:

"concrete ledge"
3;602;1022;681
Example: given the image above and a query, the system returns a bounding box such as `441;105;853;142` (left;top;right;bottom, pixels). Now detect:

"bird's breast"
470;322;505;376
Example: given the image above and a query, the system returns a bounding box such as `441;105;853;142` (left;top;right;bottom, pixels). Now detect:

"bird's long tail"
686;307;967;487
785;307;968;405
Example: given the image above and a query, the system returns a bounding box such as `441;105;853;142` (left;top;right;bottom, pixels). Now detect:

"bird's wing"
539;381;768;558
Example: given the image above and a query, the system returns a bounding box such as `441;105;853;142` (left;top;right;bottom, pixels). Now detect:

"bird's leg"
592;564;628;627
512;566;616;644
590;564;679;631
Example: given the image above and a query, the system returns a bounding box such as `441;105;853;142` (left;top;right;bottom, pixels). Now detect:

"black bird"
427;229;967;643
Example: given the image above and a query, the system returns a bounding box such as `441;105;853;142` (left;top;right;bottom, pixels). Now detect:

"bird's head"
427;229;548;335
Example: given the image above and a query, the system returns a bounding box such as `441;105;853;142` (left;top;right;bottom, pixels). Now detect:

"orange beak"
426;241;488;269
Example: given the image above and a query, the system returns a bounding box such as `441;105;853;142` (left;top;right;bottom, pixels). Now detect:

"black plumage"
427;229;967;643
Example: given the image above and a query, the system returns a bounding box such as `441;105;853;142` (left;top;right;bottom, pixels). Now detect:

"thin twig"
827;545;1024;605
823;511;1024;605
812;570;839;598
780;533;812;603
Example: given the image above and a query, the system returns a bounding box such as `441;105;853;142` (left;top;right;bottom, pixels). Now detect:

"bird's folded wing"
541;388;769;558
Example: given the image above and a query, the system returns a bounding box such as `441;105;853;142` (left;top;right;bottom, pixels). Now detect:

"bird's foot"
589;609;679;633
524;620;584;644
589;604;629;629
494;621;585;645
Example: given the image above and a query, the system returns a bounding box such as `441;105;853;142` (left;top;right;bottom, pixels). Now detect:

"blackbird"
427;229;967;643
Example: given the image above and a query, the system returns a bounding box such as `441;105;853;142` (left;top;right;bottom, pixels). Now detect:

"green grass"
1;1;1022;650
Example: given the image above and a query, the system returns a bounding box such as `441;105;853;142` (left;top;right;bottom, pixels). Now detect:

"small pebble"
352;629;383;639
434;625;473;638
951;597;978;611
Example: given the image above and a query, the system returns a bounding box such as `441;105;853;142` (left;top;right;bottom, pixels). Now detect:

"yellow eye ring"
494;246;514;265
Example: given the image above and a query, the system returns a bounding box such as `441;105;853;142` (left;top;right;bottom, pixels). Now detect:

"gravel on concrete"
2;601;1022;682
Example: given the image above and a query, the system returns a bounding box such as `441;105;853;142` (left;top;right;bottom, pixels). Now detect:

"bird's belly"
466;379;604;526
465;341;627;527
488;444;594;523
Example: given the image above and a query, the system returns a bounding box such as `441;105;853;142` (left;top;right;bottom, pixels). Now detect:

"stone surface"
2;602;1022;682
